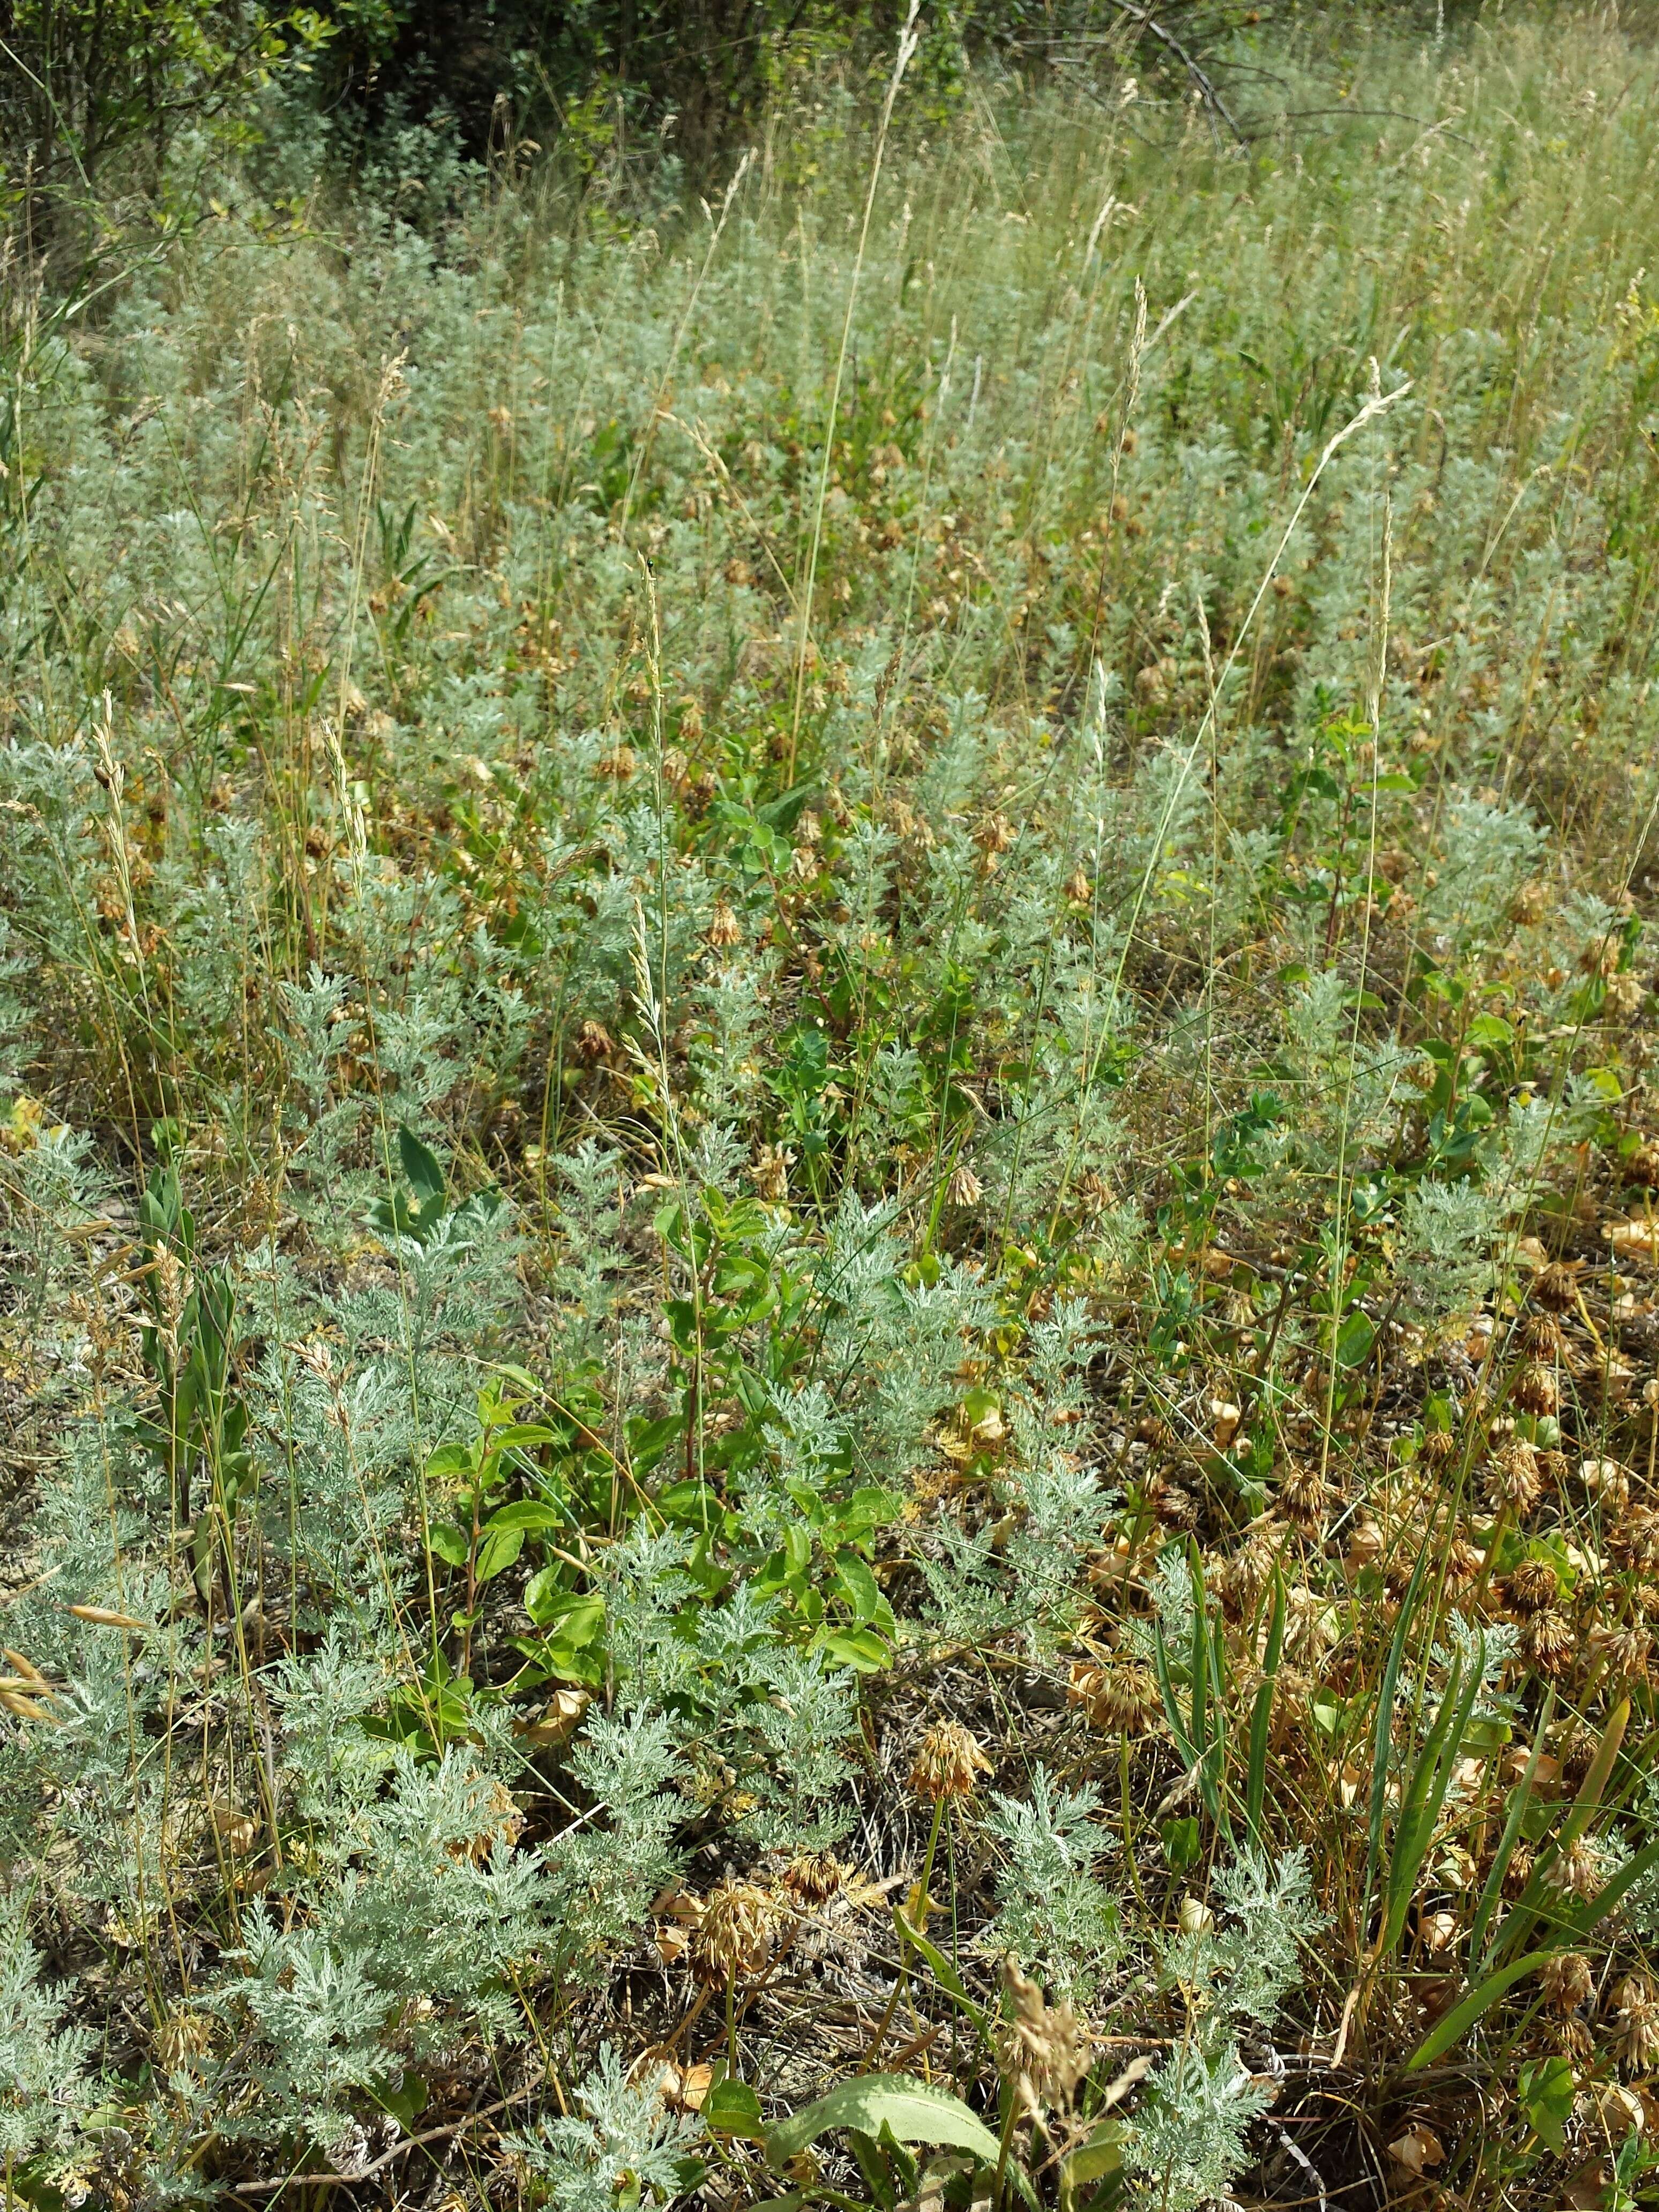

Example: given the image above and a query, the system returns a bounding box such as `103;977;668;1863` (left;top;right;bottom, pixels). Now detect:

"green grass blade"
1245;1571;1287;1851
1403;1951;1553;2072
1362;1543;1431;1931
1469;1683;1555;1969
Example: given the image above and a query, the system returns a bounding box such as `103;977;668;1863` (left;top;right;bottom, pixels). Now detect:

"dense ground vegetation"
8;7;1659;2206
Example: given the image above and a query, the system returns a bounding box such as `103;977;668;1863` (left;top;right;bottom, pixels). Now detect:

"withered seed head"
1278;1461;1330;1534
1540;1951;1593;2016
1503;1558;1559;1616
1613;1977;1659;2075
1534;1261;1580;1314
1522;1608;1576;1678
690;1879;778;1985
1516;1312;1564;1361
993;1961;1093;2111
1067;1661;1159;1736
909;1721;992;1802
1487;1439;1542;1517
1511;1361;1558;1417
782;1852;845;1909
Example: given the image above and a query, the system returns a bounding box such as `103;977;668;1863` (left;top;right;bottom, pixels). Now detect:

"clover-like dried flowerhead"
1503;1558;1559;1616
690;1879;778;1985
782;1852;845;1909
1612;1976;1659;2076
1488;1439;1542;1516
1540;1952;1593;2016
908;1721;992;1802
1067;1661;1159;1736
993;1961;1093;2111
1522;1608;1575;1678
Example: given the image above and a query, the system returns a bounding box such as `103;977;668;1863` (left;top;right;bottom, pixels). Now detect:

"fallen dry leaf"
1388;2123;1446;2175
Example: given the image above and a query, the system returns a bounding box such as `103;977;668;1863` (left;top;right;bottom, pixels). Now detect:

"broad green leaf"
1519;2056;1574;2151
704;2079;766;2139
474;1521;525;1582
427;1520;470;1568
1063;2120;1123;2187
398;1125;446;1204
765;2076;999;2170
818;1626;892;1673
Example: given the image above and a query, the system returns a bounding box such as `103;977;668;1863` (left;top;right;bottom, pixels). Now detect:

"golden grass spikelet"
909;1720;992;1800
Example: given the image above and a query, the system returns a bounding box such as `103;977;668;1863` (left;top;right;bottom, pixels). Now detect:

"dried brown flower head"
1534;1261;1581;1314
1279;1461;1330;1534
1501;1844;1535;1899
1445;1536;1484;1587
993;1961;1093;2112
1553;1836;1601;1901
1503;1558;1559;1616
1148;1476;1199;1530
573;1018;614;1064
909;1721;992;1802
706;901;742;949
1601;1623;1653;1685
1541;1952;1594;2015
690;1879;778;1984
1418;1428;1458;1471
1075;1168;1111;1214
1487;1439;1542;1517
1631;1141;1659;1190
976;812;1017;857
752;1144;794;1202
782;1852;846;1909
1067;1661;1159;1736
1610;1508;1659;1572
1612;1975;1659;2075
1516;1312;1565;1361
1511;1361;1558;1417
947;1160;983;1208
594;743;637;780
1522;1608;1575;1678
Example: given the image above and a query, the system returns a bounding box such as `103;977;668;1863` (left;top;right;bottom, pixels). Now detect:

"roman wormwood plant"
5;7;1659;2208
